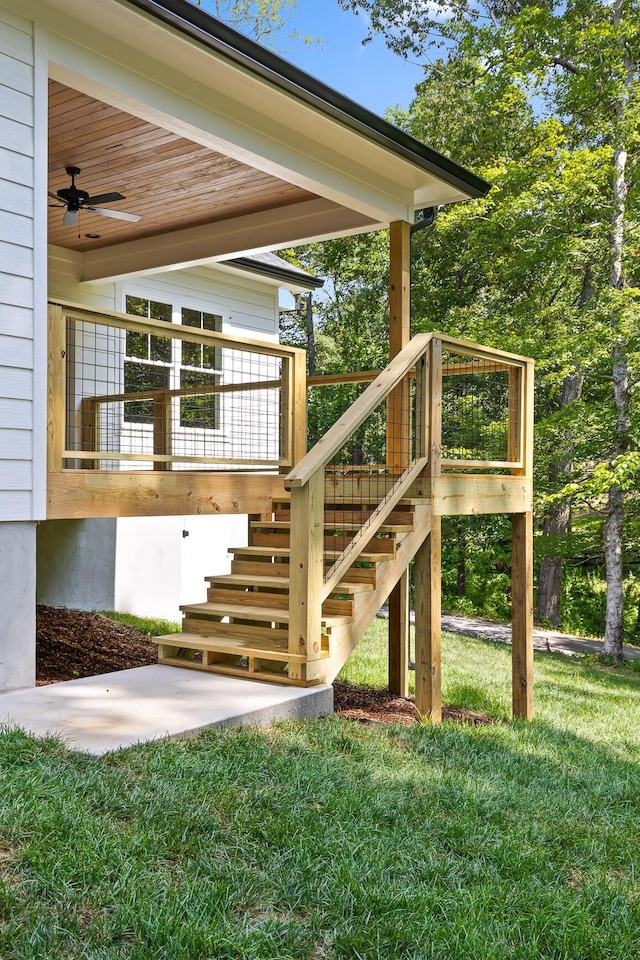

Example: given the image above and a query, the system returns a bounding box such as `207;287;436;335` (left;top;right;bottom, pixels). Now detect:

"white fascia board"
39;0;462;222
79;199;377;284
211;262;315;296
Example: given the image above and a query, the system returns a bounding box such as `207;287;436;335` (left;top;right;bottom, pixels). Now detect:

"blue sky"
194;2;426;117
283;1;425;117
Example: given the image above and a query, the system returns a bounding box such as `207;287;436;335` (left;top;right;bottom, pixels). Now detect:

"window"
123;295;224;431
124;296;172;423
180;308;222;431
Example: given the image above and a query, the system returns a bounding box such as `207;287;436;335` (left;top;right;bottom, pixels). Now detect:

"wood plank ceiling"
48;80;318;252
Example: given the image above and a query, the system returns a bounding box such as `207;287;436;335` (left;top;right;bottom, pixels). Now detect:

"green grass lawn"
2;622;640;959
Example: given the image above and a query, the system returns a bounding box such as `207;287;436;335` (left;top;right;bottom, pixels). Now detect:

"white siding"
0;7;33;521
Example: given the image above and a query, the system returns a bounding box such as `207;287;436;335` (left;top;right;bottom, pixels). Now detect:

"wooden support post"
290;350;308;469
511;359;534;719
386;220;411;473
153;391;172;471
511;511;534;719
414;516;441;721
388;570;409;697
288;470;324;681
47;303;66;474
414;336;443;720
80;398;98;470
387;220;412;692
507;366;520;464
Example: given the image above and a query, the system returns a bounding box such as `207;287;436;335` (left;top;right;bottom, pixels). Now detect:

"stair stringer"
305;502;432;685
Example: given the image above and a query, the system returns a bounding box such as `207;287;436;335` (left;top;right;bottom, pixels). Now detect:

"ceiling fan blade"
48;191;63;202
85;192;126;206
63;209;79;226
88;206;141;223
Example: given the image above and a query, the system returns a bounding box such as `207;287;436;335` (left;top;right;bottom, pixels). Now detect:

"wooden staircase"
154;495;432;686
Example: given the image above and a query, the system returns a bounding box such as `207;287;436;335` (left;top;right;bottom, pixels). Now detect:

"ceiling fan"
49;166;141;226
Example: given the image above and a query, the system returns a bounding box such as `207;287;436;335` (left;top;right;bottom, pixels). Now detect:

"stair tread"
229;546;394;562
180;601;353;626
155;631;307;662
250;521;412;533
205;573;373;594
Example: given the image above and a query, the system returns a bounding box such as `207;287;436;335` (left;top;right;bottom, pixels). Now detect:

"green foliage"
100;611;181;637
440;516;513;622
558;570;640;642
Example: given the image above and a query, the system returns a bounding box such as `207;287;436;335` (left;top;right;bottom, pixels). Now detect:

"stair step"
250;520;412;534
181;617;287;641
229;546;394;563
180;601;353;627
229;558;377;586
205;586;352;618
250;532;397;555
205;573;373;595
154;631;306;663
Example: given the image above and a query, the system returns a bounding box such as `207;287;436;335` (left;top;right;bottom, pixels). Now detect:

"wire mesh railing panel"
63;316;288;472
311;372;417;582
441;353;521;466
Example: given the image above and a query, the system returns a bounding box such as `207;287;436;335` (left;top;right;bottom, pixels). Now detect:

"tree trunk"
603;347;630;657
306;293;316;377
537;372;583;627
602;0;631;658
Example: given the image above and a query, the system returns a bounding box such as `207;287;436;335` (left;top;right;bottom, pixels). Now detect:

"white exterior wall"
0;9;38;522
0;8;44;692
42;251;276;622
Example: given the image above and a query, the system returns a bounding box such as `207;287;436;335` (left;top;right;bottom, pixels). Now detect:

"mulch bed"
36;605;157;686
36;605;495;726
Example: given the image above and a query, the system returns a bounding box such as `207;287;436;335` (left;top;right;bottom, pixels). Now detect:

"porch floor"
0;666;333;756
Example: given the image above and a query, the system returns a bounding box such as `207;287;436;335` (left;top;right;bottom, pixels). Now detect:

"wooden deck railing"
47;300;307;475
286;332;533;679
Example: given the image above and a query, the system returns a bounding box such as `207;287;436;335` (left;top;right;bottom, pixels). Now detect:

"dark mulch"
333;682;496;726
36;605;157;685
36;606;495;725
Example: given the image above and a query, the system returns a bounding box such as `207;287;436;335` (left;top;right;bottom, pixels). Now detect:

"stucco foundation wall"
0;521;36;691
36;519;117;611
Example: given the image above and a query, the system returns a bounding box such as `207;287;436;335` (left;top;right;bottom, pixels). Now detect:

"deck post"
387;220;412;695
290;350;308;469
153;391;172;471
511;359;535;719
511;511;534;719
414;513;442;721
414;337;442;720
288;470;324;682
47;303;66;474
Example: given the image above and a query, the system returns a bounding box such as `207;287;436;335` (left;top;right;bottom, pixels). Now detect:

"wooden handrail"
307;371;380;387
285;333;433;489
438;333;529;365
85;378;282;406
49;299;304;361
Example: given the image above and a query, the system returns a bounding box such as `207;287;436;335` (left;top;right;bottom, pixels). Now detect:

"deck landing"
0;666;333;756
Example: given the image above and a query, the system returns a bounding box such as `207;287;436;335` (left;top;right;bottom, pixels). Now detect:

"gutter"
122;0;490;201
225;257;324;290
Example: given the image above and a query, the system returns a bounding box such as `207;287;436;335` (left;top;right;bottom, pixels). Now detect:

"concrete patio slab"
0;666;333;756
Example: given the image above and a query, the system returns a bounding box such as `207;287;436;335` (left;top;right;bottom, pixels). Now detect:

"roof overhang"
39;0;490;283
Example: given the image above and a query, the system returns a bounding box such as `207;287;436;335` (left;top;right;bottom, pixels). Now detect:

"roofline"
122;0;491;201
224;257;324;290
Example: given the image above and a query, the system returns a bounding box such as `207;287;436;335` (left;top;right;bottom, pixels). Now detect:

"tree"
190;0;318;49
339;0;640;655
